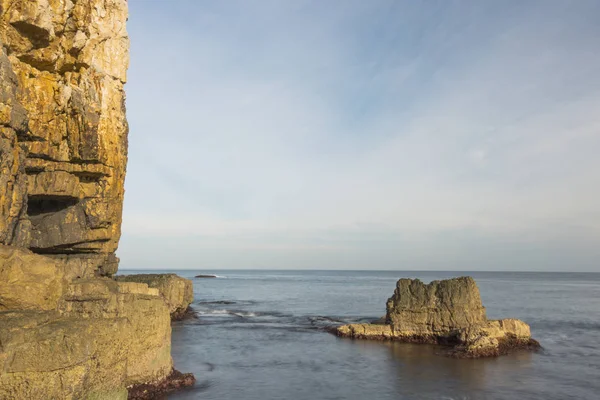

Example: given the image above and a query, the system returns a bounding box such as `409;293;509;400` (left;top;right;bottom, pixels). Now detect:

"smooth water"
121;270;600;399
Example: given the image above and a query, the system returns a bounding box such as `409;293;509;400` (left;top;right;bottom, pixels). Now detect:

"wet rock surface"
127;369;196;400
335;277;540;357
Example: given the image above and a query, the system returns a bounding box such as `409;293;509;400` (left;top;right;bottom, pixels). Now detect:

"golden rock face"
116;274;195;320
1;0;129;275
0;2;184;398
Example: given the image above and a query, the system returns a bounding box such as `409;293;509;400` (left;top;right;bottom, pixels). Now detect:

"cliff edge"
335;277;540;358
0;1;193;398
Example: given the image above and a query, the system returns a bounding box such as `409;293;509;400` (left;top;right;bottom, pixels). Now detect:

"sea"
119;270;600;400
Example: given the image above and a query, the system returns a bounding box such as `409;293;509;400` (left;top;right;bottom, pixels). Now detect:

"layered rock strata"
0;1;194;398
1;0;129;276
335;277;540;357
116;274;195;320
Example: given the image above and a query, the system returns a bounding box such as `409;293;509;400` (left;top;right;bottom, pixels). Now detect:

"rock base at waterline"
128;369;196;400
333;277;540;358
334;318;541;358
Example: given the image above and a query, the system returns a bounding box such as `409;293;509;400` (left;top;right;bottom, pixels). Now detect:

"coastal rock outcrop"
1;0;129;276
0;1;194;398
0;248;178;399
116;273;195;320
335;277;539;357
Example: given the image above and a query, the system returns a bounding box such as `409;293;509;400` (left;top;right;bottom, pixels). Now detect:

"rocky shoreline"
333;277;541;358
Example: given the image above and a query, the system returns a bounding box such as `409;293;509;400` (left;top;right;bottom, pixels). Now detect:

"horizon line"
117;268;599;274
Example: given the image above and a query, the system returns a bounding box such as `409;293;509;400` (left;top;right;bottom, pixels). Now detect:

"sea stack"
0;1;193;398
335;277;540;357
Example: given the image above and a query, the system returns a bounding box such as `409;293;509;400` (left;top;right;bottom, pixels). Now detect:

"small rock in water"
333;276;541;358
195;274;218;278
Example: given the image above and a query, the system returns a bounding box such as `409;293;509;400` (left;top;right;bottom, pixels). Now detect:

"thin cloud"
120;0;600;271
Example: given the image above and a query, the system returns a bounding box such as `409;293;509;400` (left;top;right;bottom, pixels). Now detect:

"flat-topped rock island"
334;277;540;357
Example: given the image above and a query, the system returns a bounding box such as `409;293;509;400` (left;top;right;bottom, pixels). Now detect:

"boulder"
116;274;194;320
335;277;540;357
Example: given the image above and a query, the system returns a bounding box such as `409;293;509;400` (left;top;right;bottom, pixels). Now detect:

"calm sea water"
120;270;600;400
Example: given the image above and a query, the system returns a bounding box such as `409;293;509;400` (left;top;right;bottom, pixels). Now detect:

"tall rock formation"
335;277;540;357
0;1;194;398
1;0;129;276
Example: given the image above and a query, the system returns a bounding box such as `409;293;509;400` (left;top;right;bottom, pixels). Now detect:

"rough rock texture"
386;277;487;337
128;369;196;400
335;277;540;357
0;1;194;398
1;0;129;276
0;248;175;399
116;274;194;320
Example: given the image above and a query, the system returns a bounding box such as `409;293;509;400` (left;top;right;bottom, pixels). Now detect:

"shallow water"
121;270;600;399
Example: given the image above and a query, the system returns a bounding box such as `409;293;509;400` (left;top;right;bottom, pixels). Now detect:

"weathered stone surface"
0;265;174;399
335;277;540;358
385;277;487;335
116;274;194;320
1;0;129;275
0;310;129;400
58;278;173;385
0;245;68;311
0;1;195;398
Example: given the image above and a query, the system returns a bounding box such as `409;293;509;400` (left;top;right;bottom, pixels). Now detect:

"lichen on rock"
1;0;130;275
0;1;195;398
334;277;540;358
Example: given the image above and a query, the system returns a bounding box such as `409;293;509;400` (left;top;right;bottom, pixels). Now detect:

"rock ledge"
116;274;194;320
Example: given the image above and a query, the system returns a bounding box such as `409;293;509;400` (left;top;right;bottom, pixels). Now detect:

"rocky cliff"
335;277;540;357
0;1;193;398
1;0;129;276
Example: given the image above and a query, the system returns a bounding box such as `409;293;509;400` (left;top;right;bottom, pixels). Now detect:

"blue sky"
119;0;600;271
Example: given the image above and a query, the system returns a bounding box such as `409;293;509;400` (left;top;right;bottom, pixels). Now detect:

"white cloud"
120;0;600;271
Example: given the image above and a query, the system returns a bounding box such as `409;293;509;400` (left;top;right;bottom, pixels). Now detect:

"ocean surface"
119;270;600;400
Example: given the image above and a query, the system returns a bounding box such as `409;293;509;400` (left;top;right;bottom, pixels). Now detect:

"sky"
119;0;600;271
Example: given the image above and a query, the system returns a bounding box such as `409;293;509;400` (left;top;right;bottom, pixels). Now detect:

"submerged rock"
116;274;194;320
335;277;540;358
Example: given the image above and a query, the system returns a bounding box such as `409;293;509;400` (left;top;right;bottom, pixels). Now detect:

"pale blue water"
119;270;600;399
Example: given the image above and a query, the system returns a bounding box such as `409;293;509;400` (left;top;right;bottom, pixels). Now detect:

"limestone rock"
0;245;68;311
0;269;174;399
385;277;487;336
116;274;194;320
1;0;129;276
0;1;195;398
335;276;540;358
